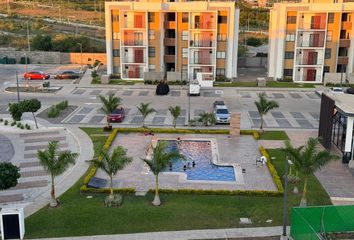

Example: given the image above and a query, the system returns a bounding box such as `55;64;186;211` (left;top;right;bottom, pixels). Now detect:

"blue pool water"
162;140;236;181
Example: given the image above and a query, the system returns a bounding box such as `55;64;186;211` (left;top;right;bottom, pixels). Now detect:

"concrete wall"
238;57;267;68
167;72;182;82
143;71;164;81
0;50;106;65
324;72;354;84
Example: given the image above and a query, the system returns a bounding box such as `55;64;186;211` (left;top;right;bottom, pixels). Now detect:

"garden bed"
37;105;78;124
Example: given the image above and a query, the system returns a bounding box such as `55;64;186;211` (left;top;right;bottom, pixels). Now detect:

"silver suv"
213;101;230;124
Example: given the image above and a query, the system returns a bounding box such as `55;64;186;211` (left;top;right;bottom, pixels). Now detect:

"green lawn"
266;81;317;88
259;131;289;141
214;82;258;87
24;130;331;238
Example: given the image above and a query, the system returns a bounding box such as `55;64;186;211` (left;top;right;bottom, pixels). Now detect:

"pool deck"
95;133;277;192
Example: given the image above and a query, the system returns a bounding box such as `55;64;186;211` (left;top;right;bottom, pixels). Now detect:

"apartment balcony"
122;65;144;79
164;55;175;63
341;21;352;30
338;56;349;65
190;40;214;48
339;39;351;48
189;57;212;65
164;38;175;46
122;40;145;46
296;57;323;66
123;20;146;29
297;40;325;48
165;21;176;29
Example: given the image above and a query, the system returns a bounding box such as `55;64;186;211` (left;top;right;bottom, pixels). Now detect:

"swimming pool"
162;140;236;182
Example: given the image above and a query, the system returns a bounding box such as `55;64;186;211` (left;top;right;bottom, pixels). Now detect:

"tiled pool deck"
95;133;277;192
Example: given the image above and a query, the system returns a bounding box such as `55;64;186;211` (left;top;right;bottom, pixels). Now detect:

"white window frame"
286;33;295;42
148;30;155;40
217;34;227;41
182;48;188;58
182;31;189;41
216;51;226;59
149;64;156;72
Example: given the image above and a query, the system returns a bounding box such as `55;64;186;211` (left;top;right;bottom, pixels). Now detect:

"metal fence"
291;205;354;240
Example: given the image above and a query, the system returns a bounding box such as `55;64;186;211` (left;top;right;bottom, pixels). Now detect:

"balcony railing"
298;21;326;30
297;40;325;48
296;57;324;65
123;56;146;63
164;55;175;63
189;57;212;65
123;40;144;46
190;40;213;47
123;21;145;29
339;39;350;48
337;56;348;65
164;38;175;46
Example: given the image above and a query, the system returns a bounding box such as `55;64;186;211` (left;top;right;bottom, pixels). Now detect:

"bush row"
259;146;284;193
48;100;69;118
81;129;119;190
0;119;31;130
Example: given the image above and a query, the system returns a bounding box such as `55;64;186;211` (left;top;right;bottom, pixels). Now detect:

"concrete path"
34;226;287;240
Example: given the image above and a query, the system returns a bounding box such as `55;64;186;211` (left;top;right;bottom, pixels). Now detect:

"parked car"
53;71;80;79
24;71;50;80
330;87;344;94
189;80;200;96
345;87;354;94
107;107;125;123
213;101;230;124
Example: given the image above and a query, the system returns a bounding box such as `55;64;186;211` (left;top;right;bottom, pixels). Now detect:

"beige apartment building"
105;0;239;82
268;0;354;84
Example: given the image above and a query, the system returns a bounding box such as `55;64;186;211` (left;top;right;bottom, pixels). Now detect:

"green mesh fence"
291;205;354;240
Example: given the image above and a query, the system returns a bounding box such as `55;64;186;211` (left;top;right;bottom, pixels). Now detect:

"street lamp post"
340;64;344;87
77;43;83;72
188;79;191;124
16;71;20;103
281;157;290;239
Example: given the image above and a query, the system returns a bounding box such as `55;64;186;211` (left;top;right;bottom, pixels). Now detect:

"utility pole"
340;64;344;87
16;71;20;102
77;43;83;71
25;20;31;87
281;157;290;240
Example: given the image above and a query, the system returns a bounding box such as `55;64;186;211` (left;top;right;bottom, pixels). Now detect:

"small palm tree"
168;106;181;128
38;141;78;207
98;94;121;127
254;92;279;133
282;137;338;206
137;103;156;128
198;112;216;126
142;140;185;206
91;146;132;196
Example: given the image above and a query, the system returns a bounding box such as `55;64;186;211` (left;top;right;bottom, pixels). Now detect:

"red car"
24;71;50;80
107;107;125;123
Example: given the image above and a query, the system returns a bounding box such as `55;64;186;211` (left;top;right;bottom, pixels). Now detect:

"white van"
189;80;200;96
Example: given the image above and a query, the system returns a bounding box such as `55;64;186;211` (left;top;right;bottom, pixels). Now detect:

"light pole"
188;79;191;124
281;157;290;239
77;43;83;72
25;20;31;87
16;71;20;103
340;64;344;87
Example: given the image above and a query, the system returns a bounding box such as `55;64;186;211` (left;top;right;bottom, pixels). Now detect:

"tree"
32;34;53;51
198;112;216;126
136;103;156;128
168;106;181;128
21;99;41;129
8;102;22;121
254;92;279;133
91;146;132;197
282;138;338;206
142;141;185;206
0;162;20;190
98;94;121;128
38;141;78;207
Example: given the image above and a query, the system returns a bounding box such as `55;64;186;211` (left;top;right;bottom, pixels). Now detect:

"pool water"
162;140;236;181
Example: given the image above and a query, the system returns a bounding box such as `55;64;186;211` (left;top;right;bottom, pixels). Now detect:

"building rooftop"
325;92;354;116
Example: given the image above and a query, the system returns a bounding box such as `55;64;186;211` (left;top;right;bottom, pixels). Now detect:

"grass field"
24;129;331;238
259;131;289;141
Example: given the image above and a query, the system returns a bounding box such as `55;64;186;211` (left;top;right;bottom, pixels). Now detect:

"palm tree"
37;141;78;207
198;112;216;126
282;137;338;206
91;146;132;196
137;103;156;128
98;94;121;127
254;92;279;133
168;106;181;128
142;141;185;206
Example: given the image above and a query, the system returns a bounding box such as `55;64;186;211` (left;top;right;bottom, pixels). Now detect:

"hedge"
259;146;284;193
81;129;119;191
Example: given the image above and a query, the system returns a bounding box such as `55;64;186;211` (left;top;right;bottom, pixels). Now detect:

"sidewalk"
35;226;287;240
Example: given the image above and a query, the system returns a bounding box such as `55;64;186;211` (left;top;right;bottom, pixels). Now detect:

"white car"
330;87;344;93
189;81;200;96
213;101;230;124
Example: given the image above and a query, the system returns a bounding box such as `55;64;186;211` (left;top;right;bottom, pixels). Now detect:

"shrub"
16;122;22;128
279;77;293;82
0;162;20;190
109;74;121;80
11;121;16;126
56;100;68;110
4;120;8;125
91;70;98;78
43;81;50;88
0;118;3;122
215;75;229;82
25;124;31;130
20;125;24;129
144;80;153;85
93;60;101;68
246;37;263;47
47;106;60;118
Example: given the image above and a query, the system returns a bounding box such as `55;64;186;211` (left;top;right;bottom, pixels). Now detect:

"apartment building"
268;0;354;83
105;1;239;82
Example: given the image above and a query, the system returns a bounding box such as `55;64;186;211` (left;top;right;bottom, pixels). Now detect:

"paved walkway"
35;226;287;240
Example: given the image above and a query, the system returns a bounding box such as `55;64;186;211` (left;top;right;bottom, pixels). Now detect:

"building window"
182;13;188;23
182;31;189;41
149;65;156;72
284;51;294;59
113;49;120;57
286;33;295;42
328;13;334;23
287;16;296;24
148;47;156;57
113;66;120;74
148;12;155;23
218;16;227;24
216;68;225;76
182;48;188;58
324;66;330;73
217;34;227;41
326;31;332;41
113;32;120;40
283;69;293;76
216;51;226;59
148;30;155;40
325;48;331;59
